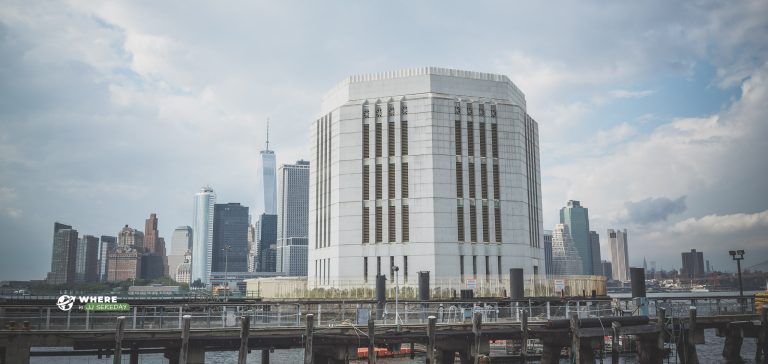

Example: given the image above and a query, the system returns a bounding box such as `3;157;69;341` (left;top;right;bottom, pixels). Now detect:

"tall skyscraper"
260;122;277;215
681;249;705;279
212;203;250;273
98;235;117;282
543;230;554;276
589;231;601;276
141;213;168;279
191;186;216;285
560;200;593;275
75;235;99;283
276;160;310;276
247;222;257;272
47;222;78;285
608;228;630;282
602;260;613;281
551;224;583;275
309;67;544;288
168;226;192;279
257;213;277;272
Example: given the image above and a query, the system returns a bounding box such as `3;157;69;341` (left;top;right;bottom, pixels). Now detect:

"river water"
30;290;765;363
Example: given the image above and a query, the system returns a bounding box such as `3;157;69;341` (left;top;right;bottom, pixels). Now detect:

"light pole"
729;249;745;312
223;244;231;302
392;265;400;326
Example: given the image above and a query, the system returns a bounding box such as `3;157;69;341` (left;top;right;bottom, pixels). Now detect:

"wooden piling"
757;305;767;364
179;314;191;364
611;321;621;364
367;318;376;364
722;323;743;363
521;309;529;363
472;311;482;364
677;307;699;364
304;314;314;364
570;313;581;364
238;316;250;364
426;316;436;364
261;350;270;364
114;316;125;364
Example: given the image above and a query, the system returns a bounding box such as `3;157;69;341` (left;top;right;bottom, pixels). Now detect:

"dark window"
460;255;465;282
388;164;396;199
401;163;409;198
401;204;409;242
467;122;474;157
363;124;369;159
377;256;381;276
472;255;477;276
479;122;486;158
403;256;408;282
362;206;370;244
375;164;382;199
455;120;462;155
456;161;463;198
362;165;369;200
388;121;395;156
390;256;395;281
375;122;382;157
364;257;368;282
401;120;409;155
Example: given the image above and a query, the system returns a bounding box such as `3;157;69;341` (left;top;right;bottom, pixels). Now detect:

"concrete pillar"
3;338;31;364
187;346;205;364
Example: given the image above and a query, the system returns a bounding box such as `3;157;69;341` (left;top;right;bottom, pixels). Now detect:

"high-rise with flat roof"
309;67;544;289
168;226;192;279
608;228;630;282
212;203;250;273
560;200;593;274
681;249;705;279
276;160;310;276
47;222;78;285
98;235;116;282
191;186;216;285
75;235;99;283
589;231;601;276
543;230;553;275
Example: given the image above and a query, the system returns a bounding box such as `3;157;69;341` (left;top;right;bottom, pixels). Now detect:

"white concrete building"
551;224;583;276
309;67;544;290
276;160;310;276
168;226;192;279
191;186;215;285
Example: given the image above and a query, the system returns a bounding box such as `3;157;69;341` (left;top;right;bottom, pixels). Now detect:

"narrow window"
485;256;490;281
481;163;488;199
472;255;477;277
468;162;476;199
363;124;369;159
456;161;464;198
491;124;499;159
460;255;465;283
401;120;408;156
388;121;395;156
455;120;462;155
497;256;502;281
401;204;409;242
403;256;408;282
364;257;368;282
495;204;502;243
388;164;396;199
362;206;370;244
388;204;396;243
390;256;395;281
401;163;409;198
479;122;486;158
362;165;369;200
492;162;500;200
375;164;382;200
482;201;490;243
375;122;382;158
375;206;382;243
457;203;465;242
467;121;474;157
470;203;477;242
377;256;381;276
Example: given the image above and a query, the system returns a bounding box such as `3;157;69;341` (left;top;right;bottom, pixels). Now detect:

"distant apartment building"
168;226;192;280
589;231;601;276
47;222;79;285
107;224;144;282
257;213;277;272
98;235;116;282
681;249;705;279
602;260;613;281
142;213;168;279
212;203;250;273
276;160;310;276
608;228;630;282
75;235;99;283
543;230;553;275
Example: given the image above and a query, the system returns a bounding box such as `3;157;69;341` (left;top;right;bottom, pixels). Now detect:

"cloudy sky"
1;1;767;280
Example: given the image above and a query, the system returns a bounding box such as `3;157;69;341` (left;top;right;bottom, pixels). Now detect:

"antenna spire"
266;118;270;151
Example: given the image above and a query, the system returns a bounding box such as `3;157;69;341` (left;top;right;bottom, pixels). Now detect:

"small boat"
690;284;709;293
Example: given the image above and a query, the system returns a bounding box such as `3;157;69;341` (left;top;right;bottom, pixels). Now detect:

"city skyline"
1;2;767;280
